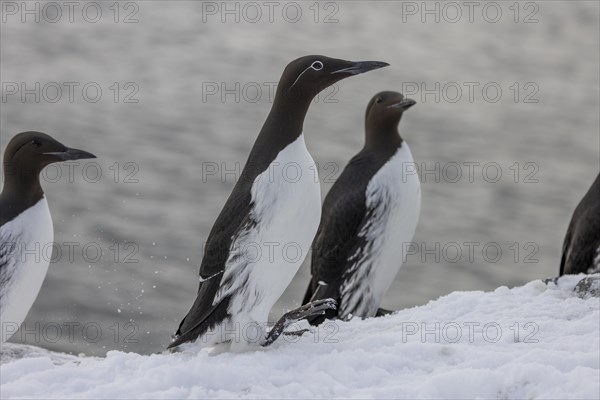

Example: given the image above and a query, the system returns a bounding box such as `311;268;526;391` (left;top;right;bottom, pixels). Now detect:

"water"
0;1;598;356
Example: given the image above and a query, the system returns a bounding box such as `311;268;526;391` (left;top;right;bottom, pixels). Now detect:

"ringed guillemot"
560;172;600;275
169;55;389;350
0;131;96;342
303;91;421;324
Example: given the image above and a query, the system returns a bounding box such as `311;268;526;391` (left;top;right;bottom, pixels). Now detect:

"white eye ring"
290;60;325;90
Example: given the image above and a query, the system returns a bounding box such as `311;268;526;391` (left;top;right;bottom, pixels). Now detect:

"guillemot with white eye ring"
169;55;389;350
0;131;96;342
303;91;421;324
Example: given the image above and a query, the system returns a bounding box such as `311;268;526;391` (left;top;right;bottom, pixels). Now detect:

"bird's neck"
365;117;403;150
267;88;312;135
240;89;313;180
1;162;44;209
254;91;312;153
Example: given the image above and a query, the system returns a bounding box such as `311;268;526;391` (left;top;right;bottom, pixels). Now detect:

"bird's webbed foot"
262;298;337;346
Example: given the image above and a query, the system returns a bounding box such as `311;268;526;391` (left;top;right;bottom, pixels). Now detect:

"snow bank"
1;275;598;399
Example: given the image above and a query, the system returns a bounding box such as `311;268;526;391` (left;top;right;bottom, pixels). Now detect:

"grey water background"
0;1;598;356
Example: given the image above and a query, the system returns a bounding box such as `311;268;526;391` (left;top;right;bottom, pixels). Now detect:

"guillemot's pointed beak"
44;147;96;161
388;98;416;110
332;61;389;75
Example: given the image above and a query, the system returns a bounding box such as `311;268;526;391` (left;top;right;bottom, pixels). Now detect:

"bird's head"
365;91;416;135
277;55;389;103
3;131;96;180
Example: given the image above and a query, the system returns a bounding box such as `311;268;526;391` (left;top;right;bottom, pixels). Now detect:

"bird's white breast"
341;143;421;319
0;197;53;342
217;133;321;328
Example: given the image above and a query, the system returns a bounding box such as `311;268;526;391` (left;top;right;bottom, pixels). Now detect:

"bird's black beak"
332;60;389;75
388;98;417;110
44;147;96;161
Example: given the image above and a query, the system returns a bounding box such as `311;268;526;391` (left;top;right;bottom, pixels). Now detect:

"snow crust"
1;275;598;399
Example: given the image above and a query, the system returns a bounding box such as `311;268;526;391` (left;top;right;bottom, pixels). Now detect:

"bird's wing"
304;188;369;326
0;226;17;306
337;193;386;317
306;152;378;310
170;187;256;347
308;189;368;303
560;172;600;275
308;186;392;322
559;221;573;276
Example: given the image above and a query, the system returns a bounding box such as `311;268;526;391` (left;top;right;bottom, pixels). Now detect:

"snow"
1;275;598;399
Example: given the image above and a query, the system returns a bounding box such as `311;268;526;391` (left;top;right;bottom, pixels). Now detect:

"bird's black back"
304;142;402;324
560;172;600;275
171;101;308;347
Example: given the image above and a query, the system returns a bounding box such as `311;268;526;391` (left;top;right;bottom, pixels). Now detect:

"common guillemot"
303;91;421;323
560;172;600;275
169;56;389;350
0;131;96;342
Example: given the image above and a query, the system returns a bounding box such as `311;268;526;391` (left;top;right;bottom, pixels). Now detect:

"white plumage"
0;197;53;342
340;144;421;319
208;133;321;348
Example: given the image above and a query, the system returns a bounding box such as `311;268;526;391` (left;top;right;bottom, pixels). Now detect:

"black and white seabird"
303;91;421;324
0;132;96;342
169;56;389;350
560;172;600;275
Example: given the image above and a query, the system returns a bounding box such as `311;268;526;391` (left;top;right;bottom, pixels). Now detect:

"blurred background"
1;1;598;356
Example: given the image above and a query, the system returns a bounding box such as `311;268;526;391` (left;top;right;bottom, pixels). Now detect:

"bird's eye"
311;61;324;71
376;97;383;104
30;140;41;148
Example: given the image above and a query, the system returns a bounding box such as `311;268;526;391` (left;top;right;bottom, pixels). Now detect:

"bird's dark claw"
262;298;337;346
284;298;337;321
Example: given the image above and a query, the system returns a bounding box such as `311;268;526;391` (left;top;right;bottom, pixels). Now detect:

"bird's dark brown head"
2;131;96;198
3;131;96;179
1;131;96;225
276;55;389;104
365;91;416;142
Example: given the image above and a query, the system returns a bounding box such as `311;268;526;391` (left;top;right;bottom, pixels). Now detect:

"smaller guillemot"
560;172;600;275
303;91;421;324
0;132;96;342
